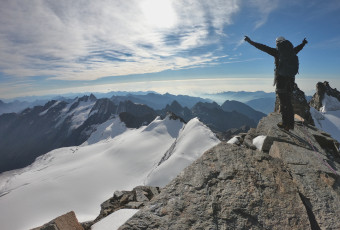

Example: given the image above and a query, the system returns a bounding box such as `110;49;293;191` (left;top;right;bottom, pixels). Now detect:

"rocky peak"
165;111;186;123
120;113;340;229
169;100;182;109
82;186;160;230
89;93;97;102
274;82;314;125
310;81;340;111
161;100;192;122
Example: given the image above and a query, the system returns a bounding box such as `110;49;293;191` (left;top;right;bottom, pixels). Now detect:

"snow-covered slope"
310;94;340;142
0;116;219;230
145;118;220;187
91;209;139;230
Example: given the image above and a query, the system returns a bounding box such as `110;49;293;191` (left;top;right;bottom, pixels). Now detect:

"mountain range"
1;91;277;115
0;93;263;173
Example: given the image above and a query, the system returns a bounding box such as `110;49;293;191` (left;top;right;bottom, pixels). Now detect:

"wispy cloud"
0;0;243;81
248;0;280;29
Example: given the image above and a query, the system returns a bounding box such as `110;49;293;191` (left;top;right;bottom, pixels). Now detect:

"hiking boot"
277;122;290;131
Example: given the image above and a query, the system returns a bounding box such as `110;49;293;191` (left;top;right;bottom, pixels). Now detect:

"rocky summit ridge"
120;113;340;230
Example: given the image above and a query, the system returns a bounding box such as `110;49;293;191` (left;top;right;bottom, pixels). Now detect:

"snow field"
0;116;219;230
91;209;139;230
311;95;340;142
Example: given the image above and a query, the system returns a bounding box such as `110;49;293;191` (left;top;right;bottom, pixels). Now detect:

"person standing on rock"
244;36;308;131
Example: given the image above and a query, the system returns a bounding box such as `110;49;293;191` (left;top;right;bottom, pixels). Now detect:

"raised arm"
244;36;277;57
294;38;308;54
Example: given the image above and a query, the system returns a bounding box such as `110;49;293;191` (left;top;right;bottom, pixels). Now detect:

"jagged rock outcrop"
82;186;160;230
310;81;340;111
274;83;314;125
120;113;340;229
32;211;83;230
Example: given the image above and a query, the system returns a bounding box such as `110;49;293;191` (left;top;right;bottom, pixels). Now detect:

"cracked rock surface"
120;113;340;230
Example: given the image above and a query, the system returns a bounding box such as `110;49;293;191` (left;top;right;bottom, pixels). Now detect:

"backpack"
276;40;299;76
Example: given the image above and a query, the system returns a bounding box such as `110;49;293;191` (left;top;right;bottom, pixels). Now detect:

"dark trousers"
276;75;295;128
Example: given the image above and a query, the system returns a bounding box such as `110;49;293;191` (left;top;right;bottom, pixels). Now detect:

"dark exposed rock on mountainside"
0;95;103;172
120;113;340;230
117;100;158;128
274;83;314;125
0;100;70;173
221;100;266;123
310;81;340;111
191;102;256;132
63;98;118;146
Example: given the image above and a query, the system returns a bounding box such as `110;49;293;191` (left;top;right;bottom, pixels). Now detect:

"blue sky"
0;0;340;99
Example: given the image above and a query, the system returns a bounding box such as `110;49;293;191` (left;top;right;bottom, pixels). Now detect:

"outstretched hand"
244;36;251;43
303;37;308;44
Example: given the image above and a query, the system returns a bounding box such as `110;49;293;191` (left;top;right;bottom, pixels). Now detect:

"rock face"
120;113;340;229
274;82;314;125
117;100;158;128
32;211;83;230
310;81;340;110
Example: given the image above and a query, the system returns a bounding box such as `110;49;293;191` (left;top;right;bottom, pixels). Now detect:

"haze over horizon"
1;0;340;99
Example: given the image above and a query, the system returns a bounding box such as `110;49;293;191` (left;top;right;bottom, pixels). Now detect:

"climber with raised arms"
244;35;308;131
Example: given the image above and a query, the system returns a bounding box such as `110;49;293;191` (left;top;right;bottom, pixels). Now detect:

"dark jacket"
247;40;306;85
